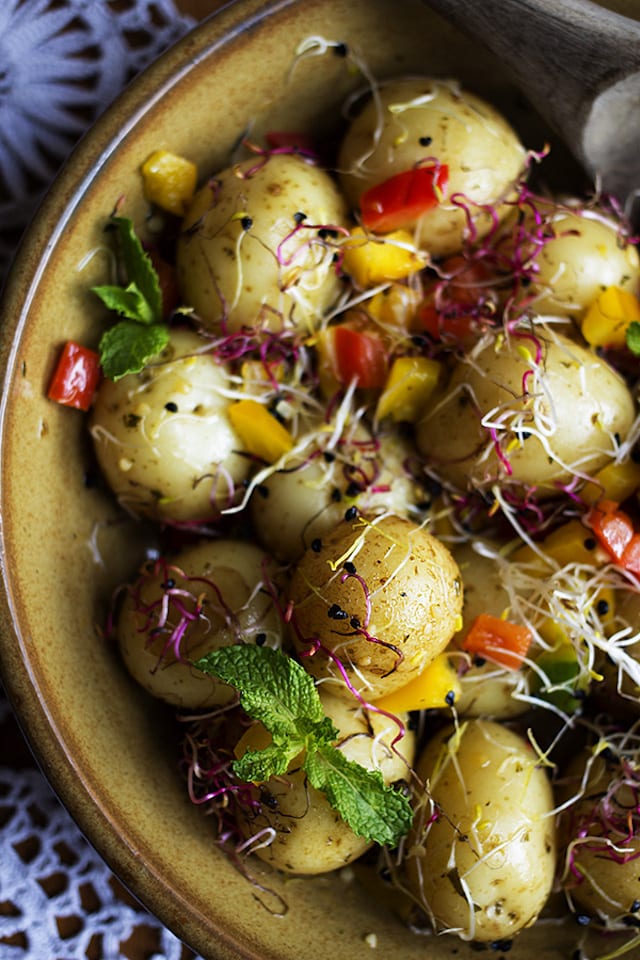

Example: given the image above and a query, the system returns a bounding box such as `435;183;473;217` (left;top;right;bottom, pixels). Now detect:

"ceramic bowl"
0;1;631;958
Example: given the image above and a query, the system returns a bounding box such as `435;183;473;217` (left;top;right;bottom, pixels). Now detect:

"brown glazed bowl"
0;1;633;958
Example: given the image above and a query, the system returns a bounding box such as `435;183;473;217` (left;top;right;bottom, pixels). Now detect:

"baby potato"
118;540;282;709
234;689;415;874
338;78;526;257
407;718;556;942
451;542;530;719
288;514;463;700
417;328;635;498
558;746;640;926
251;423;420;563
90;329;250;523
176;153;348;333
527;209;640;317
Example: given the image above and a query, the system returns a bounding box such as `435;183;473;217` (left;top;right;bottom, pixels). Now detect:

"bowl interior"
0;0;621;957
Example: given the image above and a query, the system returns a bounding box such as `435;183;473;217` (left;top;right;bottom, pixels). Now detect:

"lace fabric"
0;0;197;289
0;2;211;955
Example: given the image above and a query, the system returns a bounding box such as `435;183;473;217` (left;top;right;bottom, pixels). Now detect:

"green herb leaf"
110;216;162;323
626;320;640;356
92;282;157;325
99;321;170;381
195;645;414;847
305;743;414;846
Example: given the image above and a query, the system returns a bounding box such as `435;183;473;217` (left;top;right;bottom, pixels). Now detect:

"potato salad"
48;46;640;956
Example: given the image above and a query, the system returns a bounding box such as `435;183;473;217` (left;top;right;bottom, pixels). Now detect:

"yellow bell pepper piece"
366;283;421;329
141;149;198;216
376;355;443;422
228;399;294;463
373;654;461;712
341;227;426;287
512;519;601;570
581;285;640;348
581;458;640;505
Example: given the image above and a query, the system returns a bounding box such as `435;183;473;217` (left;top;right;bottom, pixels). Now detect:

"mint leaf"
92;282;157;325
195;645;414;848
233;741;303;783
197;645;332;736
305;744;413;846
111;216;162;323
99;321;169;381
626;321;640;356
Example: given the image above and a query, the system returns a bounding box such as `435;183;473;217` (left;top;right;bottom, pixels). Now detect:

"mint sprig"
195;645;413;847
92;216;169;380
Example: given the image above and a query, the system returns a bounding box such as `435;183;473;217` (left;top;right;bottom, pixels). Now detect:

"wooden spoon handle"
424;0;640;129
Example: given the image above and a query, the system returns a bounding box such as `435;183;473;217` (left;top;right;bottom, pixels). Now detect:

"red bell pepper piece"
462;613;533;671
587;499;634;561
47;341;101;411
360;163;448;233
333;324;389;389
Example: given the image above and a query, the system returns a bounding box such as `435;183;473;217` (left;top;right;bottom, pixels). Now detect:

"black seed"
323;451;336;463
583;537;596;551
162;579;176;590
164;401;178;412
350;616;361;629
255;633;266;646
331;487;342;502
328;604;349;620
294;211;307;223
344;505;358;521
576;914;591;926
345;481;361;497
344;561;357;574
333;41;348;56
256;484;270;498
445;690;456;706
241;216;253;231
596;599;609;615
311;538;322;552
419;135;432;146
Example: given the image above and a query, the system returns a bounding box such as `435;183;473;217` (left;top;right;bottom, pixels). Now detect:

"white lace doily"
0;0;197;289
0;3;213;956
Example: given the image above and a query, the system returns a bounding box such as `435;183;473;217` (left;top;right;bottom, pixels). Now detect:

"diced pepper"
415;255;497;343
366;283;421;329
228;399;294;463
581;459;640;505
47;341;101;411
533;643;585;713
462;613;533;670
587;499;635;562
417;301;477;343
376;355;443;422
511;519;602;571
581;285;640;348
141;149;198;217
360;164;448;234
317;318;390;391
373;653;461;712
341;227;427;287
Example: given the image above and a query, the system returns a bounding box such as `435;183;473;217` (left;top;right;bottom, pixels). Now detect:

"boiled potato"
251;423;420;563
417;328;635;497
338;78;526;257
558;745;640;926
90;329;250;523
176;153;348;333
234;689;415;874
407;718;556;941
451;541;531;718
288;514;462;700
526;209;640;317
118;540;282;708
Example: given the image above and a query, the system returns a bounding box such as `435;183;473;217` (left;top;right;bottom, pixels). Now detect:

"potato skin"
558;749;640;925
234;690;415;874
288;514;463;700
90;330;249;523
118;540;282;708
176;154;348;333
338;78;525;257
528;210;640;317
417;329;635;497
250;425;419;563
407;719;556;942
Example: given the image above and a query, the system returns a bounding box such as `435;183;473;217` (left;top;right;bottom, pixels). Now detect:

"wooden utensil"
423;0;640;204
